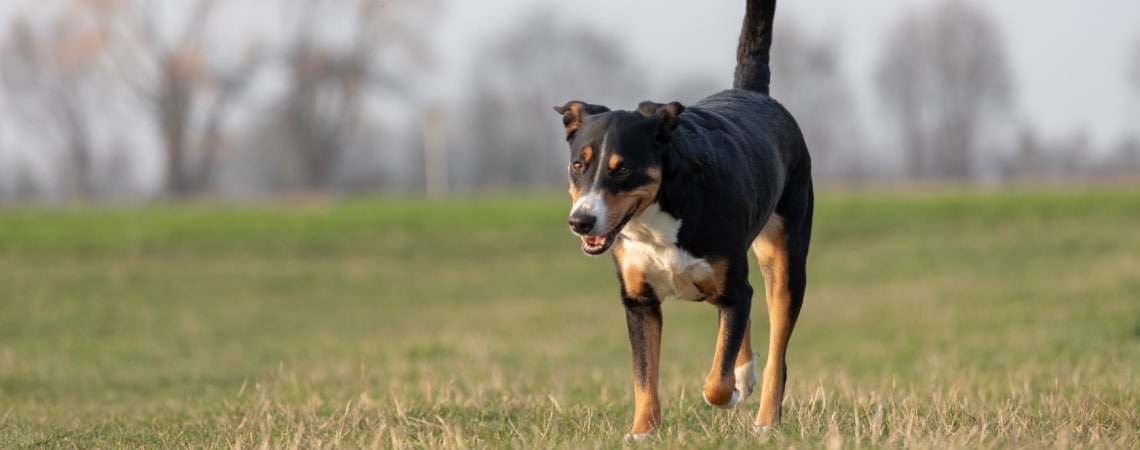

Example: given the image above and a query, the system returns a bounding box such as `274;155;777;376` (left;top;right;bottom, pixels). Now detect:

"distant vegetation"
1;0;1138;201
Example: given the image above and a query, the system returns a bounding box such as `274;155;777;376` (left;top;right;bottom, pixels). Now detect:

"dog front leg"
703;282;753;409
623;296;663;438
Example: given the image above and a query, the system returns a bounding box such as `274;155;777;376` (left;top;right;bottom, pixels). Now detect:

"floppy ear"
637;101;686;145
553;101;610;141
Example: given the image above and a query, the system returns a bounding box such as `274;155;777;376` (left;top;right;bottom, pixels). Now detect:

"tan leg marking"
694;258;729;299
751;214;792;427
613;241;647;300
735;320;754;368
703;312;740;407
630;314;662;435
615;240;661;435
701;257;739;408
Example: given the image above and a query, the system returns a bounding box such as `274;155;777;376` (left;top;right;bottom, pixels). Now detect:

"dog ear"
637;101;686;145
553;101;609;141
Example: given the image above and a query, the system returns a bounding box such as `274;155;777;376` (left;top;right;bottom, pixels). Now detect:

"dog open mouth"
580;200;641;255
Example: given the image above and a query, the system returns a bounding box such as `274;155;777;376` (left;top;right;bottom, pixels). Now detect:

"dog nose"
568;213;596;235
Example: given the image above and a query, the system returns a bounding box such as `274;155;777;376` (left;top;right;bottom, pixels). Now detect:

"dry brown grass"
1;190;1137;448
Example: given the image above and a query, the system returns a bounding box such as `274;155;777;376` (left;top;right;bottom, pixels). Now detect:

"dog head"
553;100;686;255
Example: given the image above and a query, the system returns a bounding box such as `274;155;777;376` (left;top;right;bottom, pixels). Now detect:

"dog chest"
619;205;714;302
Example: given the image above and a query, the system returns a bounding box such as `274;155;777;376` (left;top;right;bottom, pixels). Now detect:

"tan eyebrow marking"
580;146;593;163
609;154;624;170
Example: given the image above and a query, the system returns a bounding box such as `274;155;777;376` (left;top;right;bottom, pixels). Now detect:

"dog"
552;0;812;438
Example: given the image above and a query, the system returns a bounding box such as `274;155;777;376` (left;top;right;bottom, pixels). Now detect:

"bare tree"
466;8;644;188
876;0;1013;180
1130;35;1140;95
246;0;438;193
0;4;119;199
770;20;863;182
1111;35;1140;177
92;0;262;197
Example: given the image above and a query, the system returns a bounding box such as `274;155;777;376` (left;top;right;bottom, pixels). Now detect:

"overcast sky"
0;0;1136;151
439;0;1140;149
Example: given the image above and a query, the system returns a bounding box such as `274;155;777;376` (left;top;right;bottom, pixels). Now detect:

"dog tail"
733;0;777;95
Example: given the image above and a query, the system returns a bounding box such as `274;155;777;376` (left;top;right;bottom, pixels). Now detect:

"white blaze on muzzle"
569;132;613;236
569;191;606;235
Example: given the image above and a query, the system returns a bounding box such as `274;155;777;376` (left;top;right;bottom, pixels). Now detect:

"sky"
438;0;1140;150
0;0;1136;164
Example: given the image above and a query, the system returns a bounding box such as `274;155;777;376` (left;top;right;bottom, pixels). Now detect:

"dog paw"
754;424;779;441
754;423;781;435
734;352;759;401
624;432;653;441
702;388;740;409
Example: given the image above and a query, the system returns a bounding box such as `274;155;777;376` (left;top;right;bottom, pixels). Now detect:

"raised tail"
733;0;777;95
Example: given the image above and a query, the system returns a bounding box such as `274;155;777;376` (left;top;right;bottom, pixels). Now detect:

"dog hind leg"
752;184;812;428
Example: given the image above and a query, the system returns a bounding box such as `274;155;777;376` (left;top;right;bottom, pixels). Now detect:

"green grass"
1;189;1138;448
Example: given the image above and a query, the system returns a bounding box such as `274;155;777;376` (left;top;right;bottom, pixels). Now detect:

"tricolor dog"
553;0;813;438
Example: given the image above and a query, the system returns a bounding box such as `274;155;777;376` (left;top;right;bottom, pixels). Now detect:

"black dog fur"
554;0;812;437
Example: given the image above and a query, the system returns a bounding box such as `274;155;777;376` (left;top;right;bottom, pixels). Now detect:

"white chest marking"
619;204;713;301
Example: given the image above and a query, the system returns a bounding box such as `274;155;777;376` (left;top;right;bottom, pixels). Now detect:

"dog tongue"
584;235;606;247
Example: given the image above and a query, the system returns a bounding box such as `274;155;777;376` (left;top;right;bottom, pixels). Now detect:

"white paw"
754;424;778;439
624;432;653;441
702;387;740;409
734;352;759;401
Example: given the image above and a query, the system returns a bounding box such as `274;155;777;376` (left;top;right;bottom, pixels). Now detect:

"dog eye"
571;161;585;172
615;165;632;176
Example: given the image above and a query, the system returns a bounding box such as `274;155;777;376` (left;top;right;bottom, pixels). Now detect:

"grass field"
1;188;1138;448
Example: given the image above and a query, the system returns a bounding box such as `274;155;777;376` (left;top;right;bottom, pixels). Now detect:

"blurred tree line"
0;0;1137;202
